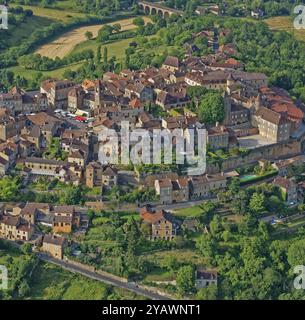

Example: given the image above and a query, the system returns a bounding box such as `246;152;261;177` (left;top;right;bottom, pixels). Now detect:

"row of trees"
18;49;94;71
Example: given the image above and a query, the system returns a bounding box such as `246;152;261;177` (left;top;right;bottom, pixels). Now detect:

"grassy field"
8;62;83;82
73;37;135;62
143;249;205;282
72;34;168;64
36;16;152;58
265;16;305;42
172;205;204;218
10;3;86;22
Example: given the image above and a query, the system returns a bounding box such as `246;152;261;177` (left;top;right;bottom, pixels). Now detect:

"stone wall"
207;139;302;174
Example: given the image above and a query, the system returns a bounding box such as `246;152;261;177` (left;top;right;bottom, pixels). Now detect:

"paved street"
37;253;172;300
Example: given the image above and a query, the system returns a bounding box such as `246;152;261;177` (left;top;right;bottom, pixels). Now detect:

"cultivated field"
36;16;151;59
265;16;305;42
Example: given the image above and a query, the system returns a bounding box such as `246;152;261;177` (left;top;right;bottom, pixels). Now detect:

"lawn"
173;205;204;218
265;16;305;42
239;170;278;185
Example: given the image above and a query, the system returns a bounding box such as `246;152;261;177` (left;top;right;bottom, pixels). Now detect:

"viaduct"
138;1;184;18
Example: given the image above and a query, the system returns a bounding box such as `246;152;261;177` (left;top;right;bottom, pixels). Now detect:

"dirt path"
36;17;151;59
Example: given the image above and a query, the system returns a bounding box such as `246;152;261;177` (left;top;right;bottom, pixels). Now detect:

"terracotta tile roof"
129;98;143;109
140;209;179;225
225;58;242;66
271;102;304;121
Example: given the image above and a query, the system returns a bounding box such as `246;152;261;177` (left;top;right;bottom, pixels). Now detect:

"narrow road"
37;253;171;300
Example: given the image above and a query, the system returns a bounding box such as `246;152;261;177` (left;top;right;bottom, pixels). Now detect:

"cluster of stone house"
0;45;303;161
0;203;86;259
0;33;304;233
155;173;228;204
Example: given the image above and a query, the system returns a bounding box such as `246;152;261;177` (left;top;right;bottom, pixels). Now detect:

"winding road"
37;253;172;300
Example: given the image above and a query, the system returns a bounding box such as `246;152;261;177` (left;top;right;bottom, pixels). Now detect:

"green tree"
133;17;145;28
85;31;93;40
113;23;121;33
0;176;21;201
196;284;218;300
249;192;266;214
176;265;195;295
96;44;102;64
196;235;218;264
258;221;270;241
231;190;248;215
198;92;225;124
18;280;30;298
103;46;108;65
209;215;223;239
287;239;305;267
21;243;32;255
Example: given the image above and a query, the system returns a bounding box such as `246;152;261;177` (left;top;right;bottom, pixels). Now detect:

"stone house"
254;107;291;142
52;205;80;234
41;79;75;109
207;124;230;150
195;269;218;289
273;177;298;205
140;207;180;241
42;234;67;260
162;56;180;72
189;173;227;200
0;214;34;241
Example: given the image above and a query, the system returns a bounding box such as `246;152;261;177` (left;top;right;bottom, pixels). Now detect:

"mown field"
4;3;154;85
36;16;152;58
265;16;305;42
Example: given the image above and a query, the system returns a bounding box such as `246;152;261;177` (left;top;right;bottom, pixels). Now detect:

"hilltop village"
1;35;305;297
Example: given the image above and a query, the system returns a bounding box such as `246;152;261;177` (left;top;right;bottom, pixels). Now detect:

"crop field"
265;16;305;42
36;16;151;58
